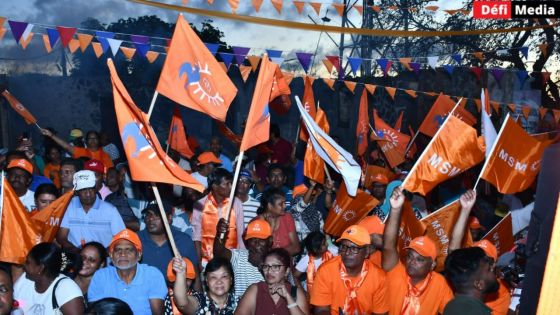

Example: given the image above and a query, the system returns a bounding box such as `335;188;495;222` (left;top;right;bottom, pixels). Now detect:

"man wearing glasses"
310;225;389;315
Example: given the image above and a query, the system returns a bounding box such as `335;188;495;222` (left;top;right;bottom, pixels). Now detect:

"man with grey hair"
56;170;125;252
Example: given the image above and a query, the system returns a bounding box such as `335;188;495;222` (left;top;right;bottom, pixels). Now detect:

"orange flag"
373;110;410;168
31;190;73;242
167;106;195;159
217;121;242;148
108;59;205;192
304;107;330;184
268;66;292;115
156;15;237;122
393;111;404;131
324;182;379;237
398;202;427;251
419;93;477;137
403;115;485;195
299;76;317;141
482;213;514;257
356;90;369;156
364;165;395;188
0;176;42;264
480;114;552;194
1;90;37;124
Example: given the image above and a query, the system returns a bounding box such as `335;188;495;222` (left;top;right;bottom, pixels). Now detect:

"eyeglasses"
260;264;285;272
339;244;365;255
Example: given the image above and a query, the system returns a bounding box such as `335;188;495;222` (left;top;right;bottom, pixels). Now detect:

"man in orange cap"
383;186;453;314
88;229;168;315
191;151;222;189
358;215;385;268
311;224;389;315
474;241;511;315
6;158;35;212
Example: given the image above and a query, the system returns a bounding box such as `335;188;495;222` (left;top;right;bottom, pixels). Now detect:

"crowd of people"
0;121;533;315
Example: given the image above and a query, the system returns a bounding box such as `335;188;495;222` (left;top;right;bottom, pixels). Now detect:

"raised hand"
172;257;186;275
459;190;477;213
389;186;405;210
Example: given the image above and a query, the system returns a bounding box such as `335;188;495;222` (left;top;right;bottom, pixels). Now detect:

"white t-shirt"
295;245;339;273
14;273;83;315
20;189;36;212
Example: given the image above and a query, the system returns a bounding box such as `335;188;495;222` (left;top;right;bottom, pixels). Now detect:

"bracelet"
287;302;298;309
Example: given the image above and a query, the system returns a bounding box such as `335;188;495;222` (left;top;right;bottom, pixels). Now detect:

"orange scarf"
340;259;369;315
200;194;237;263
401;272;432;315
306;250;334;294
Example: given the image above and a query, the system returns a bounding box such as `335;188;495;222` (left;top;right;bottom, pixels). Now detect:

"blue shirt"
220;153;233;172
138;227;199;278
88;264;167;315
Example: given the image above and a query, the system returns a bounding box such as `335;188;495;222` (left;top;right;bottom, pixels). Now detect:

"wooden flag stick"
151;183;180;257
323;164;332;182
221;150;245;240
34;122;42;131
146;91;159;120
404;130;420;156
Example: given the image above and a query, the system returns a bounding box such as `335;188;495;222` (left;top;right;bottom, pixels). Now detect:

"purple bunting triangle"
519;47;529;59
451;53;462;64
409;62;421;74
8;20;29;44
46;28;60;47
296;52;313;73
490;68;506;83
516;70;528;86
232;46;250;65
130;35;149;44
266;49;283;58
205;43;219;56
347;57;362;75
134;43;150;57
219;53;234;69
443;65;455;75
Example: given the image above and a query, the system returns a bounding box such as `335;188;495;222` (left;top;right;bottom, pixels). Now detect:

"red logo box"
473;1;512;19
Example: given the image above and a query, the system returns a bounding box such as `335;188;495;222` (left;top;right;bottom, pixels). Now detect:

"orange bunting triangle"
92;42;103;58
490;101;501;114
20;33;33;50
365;84;376;95
385;86;397;100
553;109;560;122
239;65;252;82
293;0;305;14
538;107;548;119
332;3;345;16
473;52;484;63
219;61;228;72
425;5;439;11
399;57;412;71
323;58;334;74
120;47;136;60
77;33;93;53
408;7;418;12
42;34;52;53
371;5;381;12
146;51;159;63
344;81;357;93
68;38;80;53
309;2;322;15
323;78;335;90
538;43;549;58
459;9;470;15
444;9;459;15
229;0;239;13
387;5;398;10
0;28;6;41
306;75;316;86
253;0;264;12
404;89;417;98
207;0;214;3
247;55;261;71
521;106;531;120
474;99;482;112
271;0;283;14
353;5;363;15
282;71;294;85
507;104;516;113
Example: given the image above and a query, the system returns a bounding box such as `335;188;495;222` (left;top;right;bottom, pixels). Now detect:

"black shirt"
443;294;492;315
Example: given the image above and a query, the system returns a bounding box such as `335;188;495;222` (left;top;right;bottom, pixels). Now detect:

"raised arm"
382;186;405;272
172;257;200;315
213;218;232;260
40;128;74;154
449;190;477;252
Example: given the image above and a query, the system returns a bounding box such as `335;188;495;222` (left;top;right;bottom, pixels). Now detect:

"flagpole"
323;164;332;182
34;122;42;130
147;91;159;119
404;130;420;156
473;114;510;191
151;183;180;257
221;150;244;241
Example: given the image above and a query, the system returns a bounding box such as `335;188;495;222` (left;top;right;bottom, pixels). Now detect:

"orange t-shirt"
310;256;389;315
485;280;511;315
386;262;453;315
369;250;382;268
43;163;61;188
73;147;114;168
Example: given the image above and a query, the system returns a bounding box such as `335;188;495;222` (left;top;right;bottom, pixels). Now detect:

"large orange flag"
403;115;485;195
480;115;553;194
269;66;292;115
1;90;37;124
397;202;428;252
304;107;330;184
373;110;410;168
31;190;73;242
217;121;242;148
356;89;369;156
299;76;317;141
482;213;514;257
324;183;379;236
167;106;195;159
0;176;42;264
364;165;395;188
156;15;237;121
419;93;477;137
108;59;205;192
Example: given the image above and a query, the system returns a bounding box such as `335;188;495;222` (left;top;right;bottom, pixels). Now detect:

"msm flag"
156;15;237;121
403;114;485;195
419;93;477;137
480;114;552;194
373;110;410;168
304;106;330;184
108;59;205;193
296;96;361;196
356;89;369;156
1;89;37;124
168;106;195;159
31;190;74;242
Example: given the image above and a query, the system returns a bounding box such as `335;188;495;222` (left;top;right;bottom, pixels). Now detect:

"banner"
303;107;329;184
373;110;410;168
482;213;514;257
31;190;74;242
419;93;476;137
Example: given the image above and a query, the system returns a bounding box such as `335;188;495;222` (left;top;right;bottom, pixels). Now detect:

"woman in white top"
14;243;84;315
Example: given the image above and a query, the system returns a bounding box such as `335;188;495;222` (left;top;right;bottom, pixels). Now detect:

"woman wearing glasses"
235;248;308;315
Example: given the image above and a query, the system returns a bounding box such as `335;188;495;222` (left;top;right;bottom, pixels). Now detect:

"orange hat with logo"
109;229;142;253
405;236;437;260
7;159;33;175
198;152;222;165
371;173;389;185
474;240;498;261
167;258;196;282
244;219;272;240
468;216;484;230
358;215;385;235
337;225;371;246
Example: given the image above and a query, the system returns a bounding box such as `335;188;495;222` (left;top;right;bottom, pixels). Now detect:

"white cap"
73;170;96;191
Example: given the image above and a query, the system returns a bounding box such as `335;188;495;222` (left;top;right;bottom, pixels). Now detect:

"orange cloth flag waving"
419;93;477;137
398;201;427;252
0;176;42;264
403;115;485;195
1;90;37;124
324;182;379;236
304;107;330;184
373;110;410;168
480;114;553;194
167;106;195;159
356;89;369;156
108;59;205;193
31;190;73;242
156;15;237;121
299;76;317;141
217;121;242;148
482;213;514;257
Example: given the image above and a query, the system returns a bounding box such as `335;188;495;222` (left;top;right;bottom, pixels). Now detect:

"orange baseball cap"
7;159;33;175
405;236;437;260
244;219;272;240
337;225;371;246
371;173;389;185
358;215;385;235
198;152;222;165
474;240;498;261
167;258;196;282
468;216;484;230
109;229;142;253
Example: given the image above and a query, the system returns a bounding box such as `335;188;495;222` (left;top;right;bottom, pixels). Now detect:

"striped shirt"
231;249;264;300
241;197;260;228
